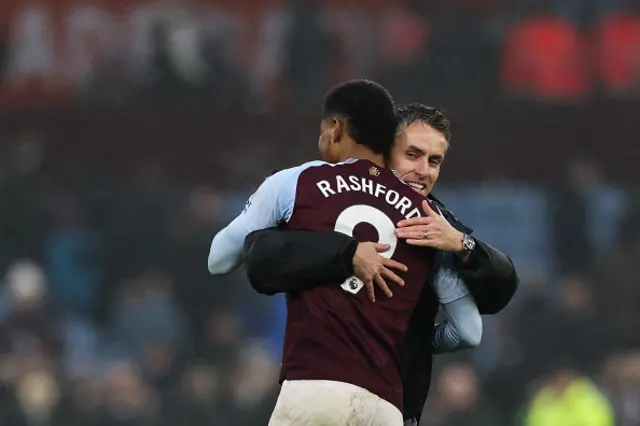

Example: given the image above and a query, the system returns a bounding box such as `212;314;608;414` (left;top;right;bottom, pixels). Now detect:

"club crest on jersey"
243;175;269;213
341;276;364;295
369;166;380;177
242;198;252;213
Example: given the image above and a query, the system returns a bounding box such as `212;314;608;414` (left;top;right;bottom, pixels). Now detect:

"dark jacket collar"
427;194;473;235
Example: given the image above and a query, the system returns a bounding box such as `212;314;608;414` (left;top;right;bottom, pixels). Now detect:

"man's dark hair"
322;79;398;155
396;103;452;142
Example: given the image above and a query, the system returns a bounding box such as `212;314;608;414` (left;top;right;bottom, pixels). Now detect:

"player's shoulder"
275;158;361;179
254;160;333;195
262;158;371;188
297;158;359;171
259;161;316;181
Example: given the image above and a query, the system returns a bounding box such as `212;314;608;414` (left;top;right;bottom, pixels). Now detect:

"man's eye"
407;152;417;159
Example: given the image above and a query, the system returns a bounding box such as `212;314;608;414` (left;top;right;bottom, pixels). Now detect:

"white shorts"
268;379;403;426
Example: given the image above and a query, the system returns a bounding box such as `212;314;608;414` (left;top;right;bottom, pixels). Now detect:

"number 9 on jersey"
334;205;398;295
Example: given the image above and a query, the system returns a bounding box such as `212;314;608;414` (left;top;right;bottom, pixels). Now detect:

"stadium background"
0;0;639;424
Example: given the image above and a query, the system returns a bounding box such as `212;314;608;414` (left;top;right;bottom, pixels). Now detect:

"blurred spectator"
380;3;435;103
590;202;640;349
281;0;334;109
380;2;429;67
44;191;104;319
161;1;207;88
549;159;597;276
100;361;161;426
249;295;288;361
484;282;555;416
501;0;592;100
602;349;640;426
53;378;105;426
166;186;226;332
524;366;614;426
110;268;189;361
377;2;430;102
201;38;248;109
422;0;500;102
553;0;622;28
0;378;28;426
553;276;609;372
200;311;242;376
0;134;49;266
0;261;64;360
228;344;280;425
14;363;60;426
139;18;198;100
106;160;178;281
595;0;640;97
60;315;102;380
140;341;181;399
165;363;229;425
508;275;606;376
423;363;502;426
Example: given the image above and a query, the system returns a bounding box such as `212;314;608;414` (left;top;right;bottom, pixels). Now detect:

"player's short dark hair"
322;79;398;156
396;103;452;142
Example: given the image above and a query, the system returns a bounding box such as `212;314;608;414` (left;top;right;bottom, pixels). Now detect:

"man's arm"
429;194;519;315
244;228;405;301
454;239;519;315
430;252;483;352
242;191;518;313
243;228;357;294
207;164;314;275
431;295;482;353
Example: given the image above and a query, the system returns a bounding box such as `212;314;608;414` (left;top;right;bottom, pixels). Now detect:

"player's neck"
342;145;385;168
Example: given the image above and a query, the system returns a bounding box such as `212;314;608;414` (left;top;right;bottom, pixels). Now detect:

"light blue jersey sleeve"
432;253;471;304
431;252;482;353
208;161;325;275
432;295;483;353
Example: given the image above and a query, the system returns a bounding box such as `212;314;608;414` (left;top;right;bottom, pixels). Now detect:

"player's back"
281;158;435;412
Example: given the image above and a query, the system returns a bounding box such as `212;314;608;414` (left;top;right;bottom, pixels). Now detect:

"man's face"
389;122;448;197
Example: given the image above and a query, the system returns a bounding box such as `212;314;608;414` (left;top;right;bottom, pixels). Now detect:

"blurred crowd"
0;135;285;425
0;0;640;425
1;0;639;108
80;0;640;107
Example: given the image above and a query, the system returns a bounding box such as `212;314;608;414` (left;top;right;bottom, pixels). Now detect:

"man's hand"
353;242;407;302
395;200;464;253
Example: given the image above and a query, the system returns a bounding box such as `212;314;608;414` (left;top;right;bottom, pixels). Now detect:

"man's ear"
332;117;345;144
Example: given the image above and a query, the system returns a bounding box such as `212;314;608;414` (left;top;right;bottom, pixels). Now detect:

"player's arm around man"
243;229;405;300
244;195;488;353
208;161;324;275
243;198;518;316
245;226;484;355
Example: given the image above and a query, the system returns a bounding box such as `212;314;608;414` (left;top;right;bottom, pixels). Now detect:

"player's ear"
332;118;345;144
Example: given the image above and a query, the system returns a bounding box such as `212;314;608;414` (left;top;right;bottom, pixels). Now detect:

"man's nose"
414;160;430;177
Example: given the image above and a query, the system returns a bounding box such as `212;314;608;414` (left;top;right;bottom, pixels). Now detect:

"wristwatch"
460;233;476;254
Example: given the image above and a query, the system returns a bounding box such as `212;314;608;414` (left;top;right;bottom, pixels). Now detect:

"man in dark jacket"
242;104;519;425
